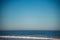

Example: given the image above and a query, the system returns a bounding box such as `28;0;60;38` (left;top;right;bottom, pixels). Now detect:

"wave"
0;36;60;40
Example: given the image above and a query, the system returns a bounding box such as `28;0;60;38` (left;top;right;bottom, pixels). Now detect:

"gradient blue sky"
1;0;59;30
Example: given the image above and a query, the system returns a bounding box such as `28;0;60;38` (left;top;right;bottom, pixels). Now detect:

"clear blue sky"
1;0;59;30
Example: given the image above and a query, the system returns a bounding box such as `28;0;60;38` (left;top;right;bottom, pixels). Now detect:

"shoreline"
0;36;60;40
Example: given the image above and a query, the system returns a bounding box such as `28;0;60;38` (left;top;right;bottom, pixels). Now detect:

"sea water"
0;30;60;40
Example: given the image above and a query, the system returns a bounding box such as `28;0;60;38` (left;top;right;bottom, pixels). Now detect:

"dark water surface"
0;30;60;40
0;38;34;40
0;30;60;37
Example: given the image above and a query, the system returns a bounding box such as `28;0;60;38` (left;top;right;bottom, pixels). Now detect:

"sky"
1;0;59;30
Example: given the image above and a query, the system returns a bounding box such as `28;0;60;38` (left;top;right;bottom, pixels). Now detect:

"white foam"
0;36;59;40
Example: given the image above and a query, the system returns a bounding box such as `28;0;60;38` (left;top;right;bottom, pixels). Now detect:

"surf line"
0;36;56;39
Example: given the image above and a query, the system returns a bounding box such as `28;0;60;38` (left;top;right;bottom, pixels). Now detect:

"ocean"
0;38;34;40
0;30;60;40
